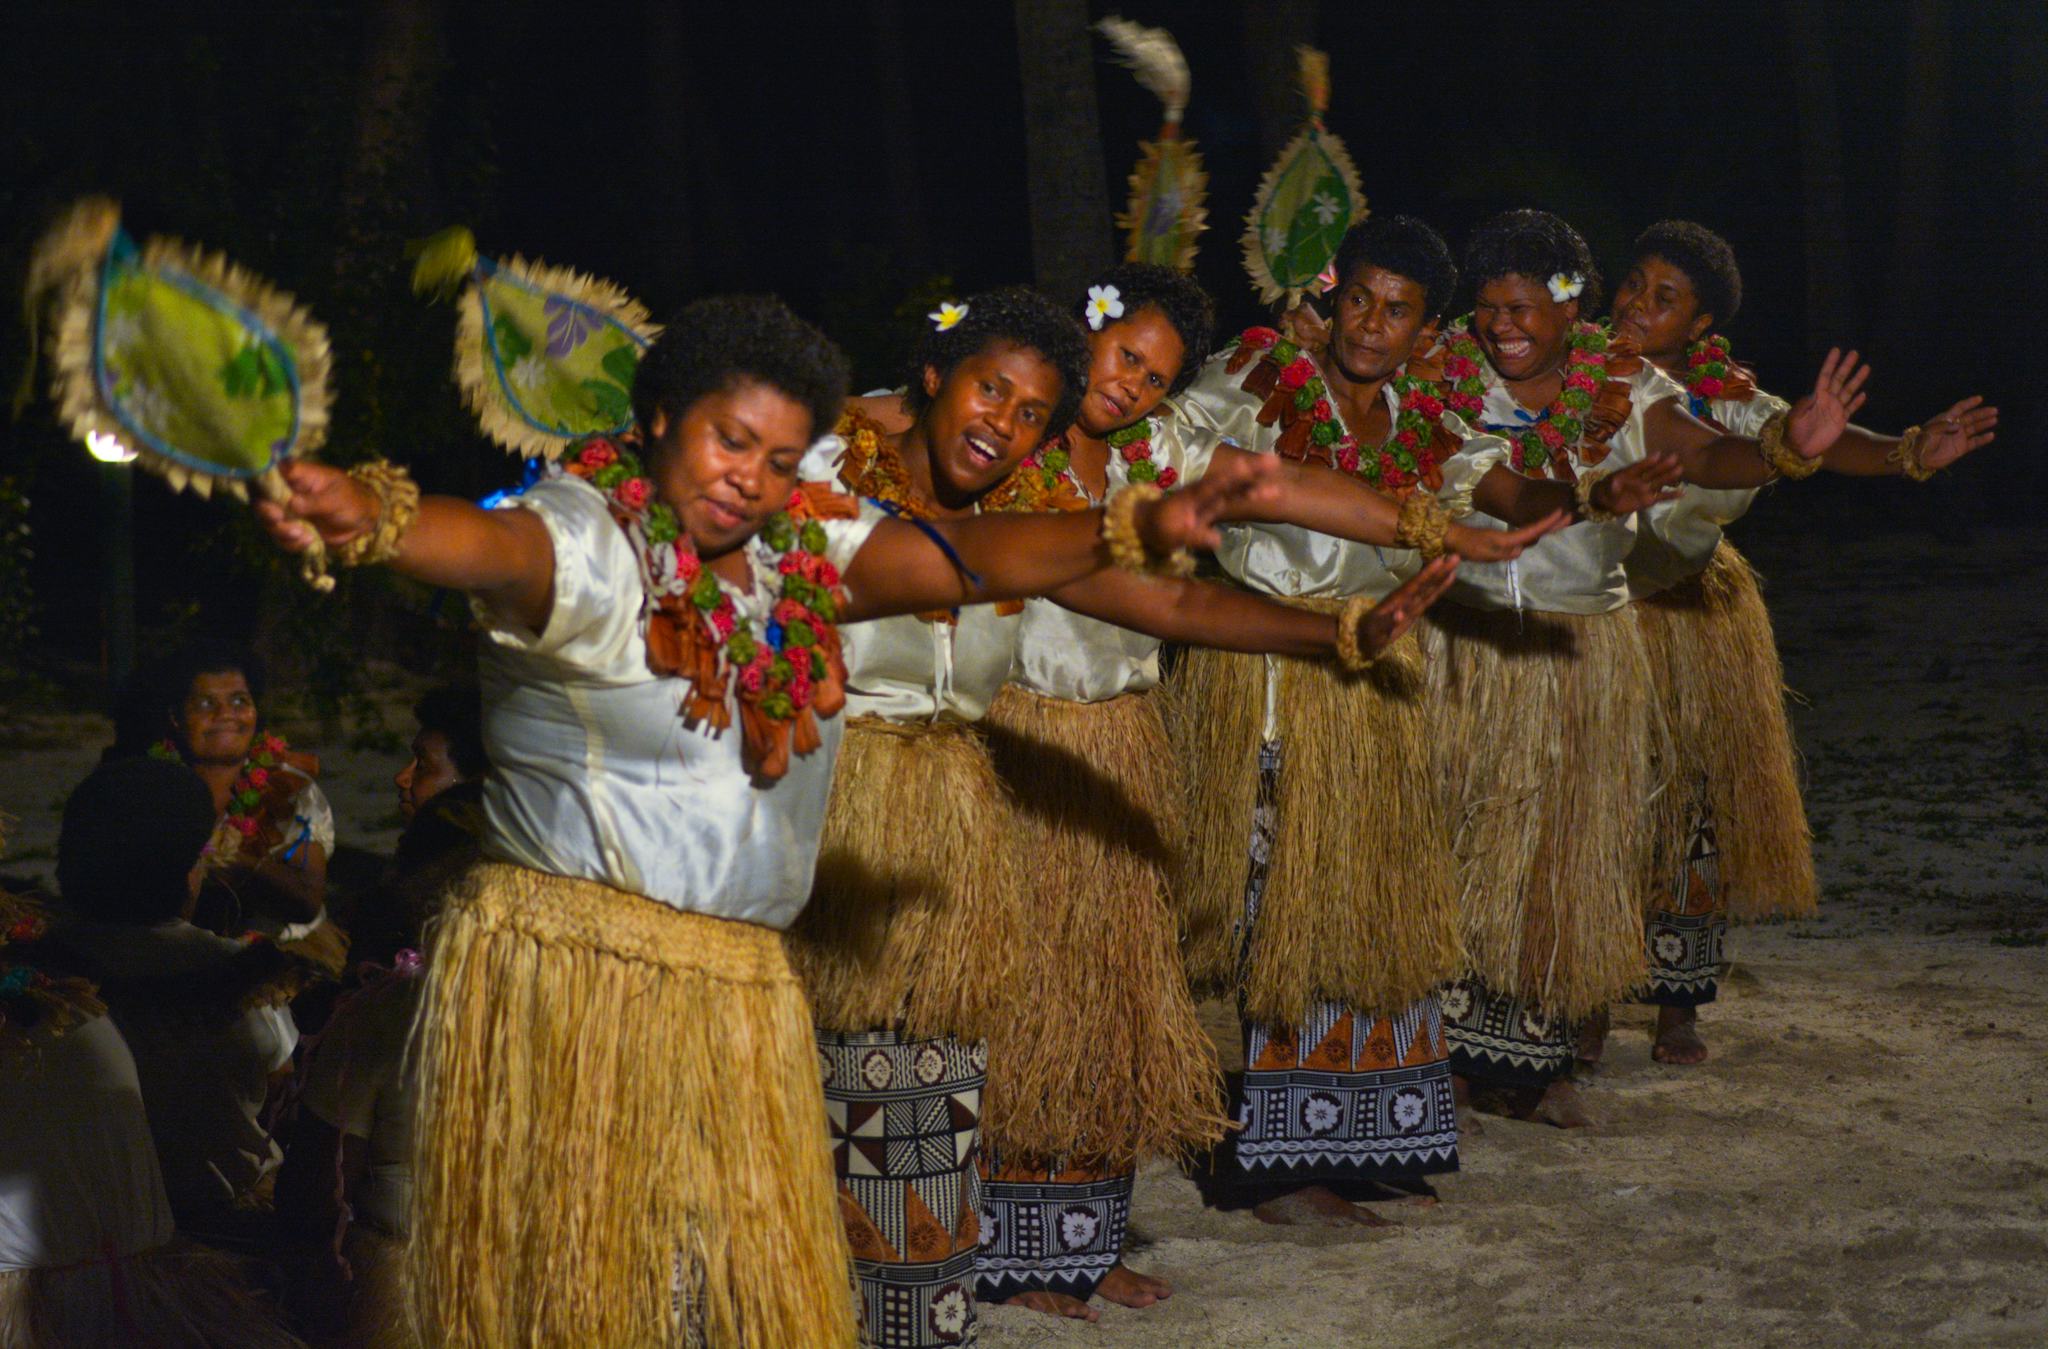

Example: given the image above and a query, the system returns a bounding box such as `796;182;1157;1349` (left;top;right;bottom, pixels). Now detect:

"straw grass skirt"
330;1226;415;1349
1420;604;1671;1021
1634;541;1817;922
980;685;1229;1167
785;717;1024;1048
408;862;855;1349
0;1240;302;1348
1162;625;1462;1027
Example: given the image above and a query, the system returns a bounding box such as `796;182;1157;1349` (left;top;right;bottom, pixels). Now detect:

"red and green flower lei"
1231;327;1453;495
150;732;292;847
1440;319;1613;474
564;436;846;759
1104;417;1181;488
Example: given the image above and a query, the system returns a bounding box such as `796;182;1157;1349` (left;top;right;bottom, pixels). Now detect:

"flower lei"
1682;335;1757;417
150;732;297;858
1224;327;1452;497
1104;417;1180;488
1;897;105;1059
563;435;850;782
1440;318;1633;478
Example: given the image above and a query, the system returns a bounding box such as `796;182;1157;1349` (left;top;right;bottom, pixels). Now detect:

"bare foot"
1252;1185;1397;1228
1097;1262;1171;1308
1003;1289;1099;1322
1652;1005;1710;1065
1526;1079;1594;1130
1576;1009;1611;1069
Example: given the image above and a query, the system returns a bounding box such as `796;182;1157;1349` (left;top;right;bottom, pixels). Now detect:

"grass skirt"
785;717;1025;1047
408;862;854;1348
1420;605;1670;1020
979;685;1229;1166
1635;542;1817;922
0;1240;301;1348
1163;625;1462;1026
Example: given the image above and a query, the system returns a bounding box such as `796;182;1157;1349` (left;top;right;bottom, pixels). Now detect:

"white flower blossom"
1547;272;1586;303
1311;191;1342;225
927;301;969;332
1262;222;1289;256
1084;284;1125;331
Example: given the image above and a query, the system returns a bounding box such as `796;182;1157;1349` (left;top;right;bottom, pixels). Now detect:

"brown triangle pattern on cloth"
1360;1014;1400;1072
839;1187;898;1263
901;1181;964;1262
1304;1013;1355;1071
1406;1014;1437;1067
1249;1022;1300;1071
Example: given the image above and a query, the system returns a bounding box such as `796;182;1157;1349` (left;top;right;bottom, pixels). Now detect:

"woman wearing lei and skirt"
784;284;1457;1344
1582;220;1998;1067
1418;210;1866;1129
1164;214;1685;1228
257;293;1275;1348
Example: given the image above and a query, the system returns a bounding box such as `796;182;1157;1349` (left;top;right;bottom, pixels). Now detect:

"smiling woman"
245;288;1270;1348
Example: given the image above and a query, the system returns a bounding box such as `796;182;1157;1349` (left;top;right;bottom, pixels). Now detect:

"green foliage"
492;314;533;363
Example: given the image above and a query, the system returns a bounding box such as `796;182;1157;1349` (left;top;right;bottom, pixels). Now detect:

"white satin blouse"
1451;361;1686;615
1008;415;1229;704
1172;351;1511;605
474;474;881;929
1626;386;1788;597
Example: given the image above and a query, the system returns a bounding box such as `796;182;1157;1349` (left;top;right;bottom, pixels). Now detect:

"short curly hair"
1461;209;1604;316
1072;263;1215;394
414;684;489;780
1630;220;1743;327
631;295;849;442
1331;215;1460;320
902;286;1091;437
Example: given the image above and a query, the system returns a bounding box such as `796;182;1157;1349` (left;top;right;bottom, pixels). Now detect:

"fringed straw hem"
408;862;855;1349
1164;624;1462;1026
979;686;1228;1165
1422;606;1667;1020
1636;542;1818;922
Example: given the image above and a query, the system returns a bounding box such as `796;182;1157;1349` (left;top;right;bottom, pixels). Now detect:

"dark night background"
0;0;2039;712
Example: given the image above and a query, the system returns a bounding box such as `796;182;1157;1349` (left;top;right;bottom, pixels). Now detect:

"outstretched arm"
1470;456;1683;524
1643;347;1870;488
1209;442;1570;562
1047;555;1460;660
838;452;1281;623
257;461;557;626
1814;395;1999;476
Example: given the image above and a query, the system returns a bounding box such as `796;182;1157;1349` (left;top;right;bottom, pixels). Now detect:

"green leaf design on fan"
1254;134;1353;291
479;270;644;437
99;250;296;477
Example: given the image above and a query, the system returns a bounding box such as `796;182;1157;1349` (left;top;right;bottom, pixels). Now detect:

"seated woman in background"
145;642;342;970
0;882;303;1348
44;757;307;1249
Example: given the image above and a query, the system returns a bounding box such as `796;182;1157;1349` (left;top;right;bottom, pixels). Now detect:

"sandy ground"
3;526;2043;1347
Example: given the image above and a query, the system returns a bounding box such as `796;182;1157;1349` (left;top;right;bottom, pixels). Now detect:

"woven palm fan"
1240;47;1366;306
1098;15;1209;272
408;227;659;461
24;196;338;588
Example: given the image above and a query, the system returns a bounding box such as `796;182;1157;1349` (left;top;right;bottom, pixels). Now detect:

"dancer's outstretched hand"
252;459;381;555
1788;347;1871;459
1354;556;1460;657
1140;450;1281;554
1591;453;1684;514
1445;510;1570;563
1918;395;1999;470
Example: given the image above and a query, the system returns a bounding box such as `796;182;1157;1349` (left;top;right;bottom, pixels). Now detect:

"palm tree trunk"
1013;0;1111;298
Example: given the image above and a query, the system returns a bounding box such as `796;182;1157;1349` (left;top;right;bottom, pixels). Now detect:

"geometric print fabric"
820;1028;987;1347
